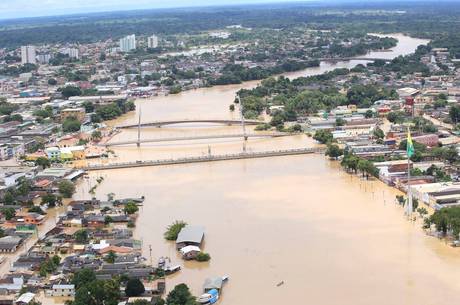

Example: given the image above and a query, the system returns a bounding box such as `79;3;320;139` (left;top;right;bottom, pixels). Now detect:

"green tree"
270;111;285;127
341;154;359;173
60;86;82;98
3;191;14;205
28;206;45;214
104;215;113;225
41;193;58;207
91;130;102;141
4;114;23;122
417;207;428;217
1;207;16;220
72;268;96;289
73;279;120;305
35;157;51;168
335;117;346;126
166;284;196;305
125;278;145;297
313;129;333;144
325;144;343;160
195;252;211;262
450;105;460;124
82;102;95;113
170;85;182;94
387;111;406;124
74;229;88;244
58;180;75;198
123;201;139;215
364;110;374;118
105;250;117;264
164;221;187;241
426;206;460;239
373;127;385;139
62;116;82;133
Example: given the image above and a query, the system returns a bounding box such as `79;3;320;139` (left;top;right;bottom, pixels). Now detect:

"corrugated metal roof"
16;292;35;303
176;225;204;244
203;277;223;290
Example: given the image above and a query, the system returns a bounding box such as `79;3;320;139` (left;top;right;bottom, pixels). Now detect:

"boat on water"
198;276;229;304
198;289;219;304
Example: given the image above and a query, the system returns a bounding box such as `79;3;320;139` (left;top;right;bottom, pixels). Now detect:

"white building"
21;45;36;64
49;284;75;297
209;31;231;39
119;34;136;52
63;48;79;59
37;54;52;64
148;35;159;48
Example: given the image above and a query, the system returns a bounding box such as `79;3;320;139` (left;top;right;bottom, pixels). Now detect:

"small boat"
158;257;166;268
198;289;219;304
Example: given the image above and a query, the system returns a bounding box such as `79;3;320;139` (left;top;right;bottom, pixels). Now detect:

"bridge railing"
82;147;325;169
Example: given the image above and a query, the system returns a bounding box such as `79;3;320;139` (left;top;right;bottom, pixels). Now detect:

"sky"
0;0;305;20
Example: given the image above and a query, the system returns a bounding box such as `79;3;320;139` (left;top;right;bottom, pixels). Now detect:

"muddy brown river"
73;35;460;305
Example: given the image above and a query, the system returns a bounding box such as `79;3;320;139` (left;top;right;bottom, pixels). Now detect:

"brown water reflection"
76;155;460;305
72;34;460;305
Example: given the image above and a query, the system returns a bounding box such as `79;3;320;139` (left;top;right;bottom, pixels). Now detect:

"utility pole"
149;244;153;266
238;95;247;153
137;107;142;147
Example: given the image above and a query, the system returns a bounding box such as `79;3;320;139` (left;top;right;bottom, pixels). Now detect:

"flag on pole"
406;128;414;158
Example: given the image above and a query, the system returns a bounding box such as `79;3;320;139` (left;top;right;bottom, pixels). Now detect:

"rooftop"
176;225;205;245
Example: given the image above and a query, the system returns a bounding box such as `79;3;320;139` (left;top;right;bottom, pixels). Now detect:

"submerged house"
203;277;224;293
179;245;201;260
176;226;205;250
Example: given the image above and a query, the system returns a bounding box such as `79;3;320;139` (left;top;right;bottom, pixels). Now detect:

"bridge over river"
102;132;289;147
117;119;262;129
80;147;325;171
318;57;392;62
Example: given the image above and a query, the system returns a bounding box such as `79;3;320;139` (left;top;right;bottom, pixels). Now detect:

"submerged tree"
164;221;187;241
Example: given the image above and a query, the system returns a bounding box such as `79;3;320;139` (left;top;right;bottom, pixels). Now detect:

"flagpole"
407;153;412;216
406;127;413;217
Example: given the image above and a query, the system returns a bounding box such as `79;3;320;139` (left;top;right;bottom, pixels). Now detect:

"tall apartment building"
63;48;79;59
119;35;136;52
21;46;36;64
148;35;159;48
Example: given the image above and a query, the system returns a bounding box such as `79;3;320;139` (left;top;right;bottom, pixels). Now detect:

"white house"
49;284;75;297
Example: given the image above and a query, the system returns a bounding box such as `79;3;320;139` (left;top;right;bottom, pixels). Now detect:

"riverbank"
131;33;428;100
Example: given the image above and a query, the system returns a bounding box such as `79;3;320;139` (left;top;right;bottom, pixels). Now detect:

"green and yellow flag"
407;128;414;158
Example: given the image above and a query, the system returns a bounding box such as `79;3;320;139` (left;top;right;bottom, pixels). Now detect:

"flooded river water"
73;34;460;305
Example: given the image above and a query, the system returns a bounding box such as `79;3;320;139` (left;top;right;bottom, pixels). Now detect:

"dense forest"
0;1;459;48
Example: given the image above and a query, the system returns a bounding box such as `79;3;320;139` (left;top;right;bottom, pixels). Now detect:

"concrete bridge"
102;132;289;147
117;119;262;129
80;147;325;171
318;57;392;63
